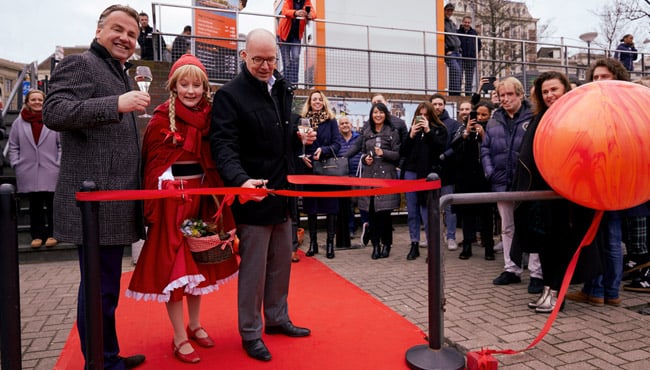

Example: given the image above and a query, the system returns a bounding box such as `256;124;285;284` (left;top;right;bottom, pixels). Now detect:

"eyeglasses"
250;56;277;65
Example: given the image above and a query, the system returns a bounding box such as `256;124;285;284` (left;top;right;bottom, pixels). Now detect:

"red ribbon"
160;128;184;144
75;175;441;202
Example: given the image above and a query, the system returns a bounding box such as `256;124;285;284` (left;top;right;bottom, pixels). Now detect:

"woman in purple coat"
8;89;61;248
300;90;342;259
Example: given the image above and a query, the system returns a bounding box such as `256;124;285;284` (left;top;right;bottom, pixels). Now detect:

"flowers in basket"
180;218;236;258
180;218;218;238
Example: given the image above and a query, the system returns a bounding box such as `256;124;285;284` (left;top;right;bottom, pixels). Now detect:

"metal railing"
149;2;649;94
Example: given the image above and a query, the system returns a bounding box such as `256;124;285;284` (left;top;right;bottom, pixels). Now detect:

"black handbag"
312;148;349;177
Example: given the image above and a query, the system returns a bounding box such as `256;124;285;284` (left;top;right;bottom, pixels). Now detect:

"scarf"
305;109;329;129
21;108;44;144
154;97;211;159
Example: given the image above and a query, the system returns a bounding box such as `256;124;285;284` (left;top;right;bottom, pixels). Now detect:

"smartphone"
469;111;477;121
305;6;311;13
481;76;496;93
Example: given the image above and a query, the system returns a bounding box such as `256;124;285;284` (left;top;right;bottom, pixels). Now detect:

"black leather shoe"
242;339;272;361
120;354;146;369
265;321;311;337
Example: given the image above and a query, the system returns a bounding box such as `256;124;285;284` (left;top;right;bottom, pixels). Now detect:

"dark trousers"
77;245;126;370
27;191;54;240
461;204;494;247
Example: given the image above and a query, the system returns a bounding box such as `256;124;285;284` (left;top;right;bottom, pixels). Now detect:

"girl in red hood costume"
126;54;238;364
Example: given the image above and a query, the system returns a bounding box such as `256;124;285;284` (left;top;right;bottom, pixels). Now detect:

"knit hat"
168;53;207;80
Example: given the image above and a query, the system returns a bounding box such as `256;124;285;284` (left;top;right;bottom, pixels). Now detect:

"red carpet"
55;253;427;369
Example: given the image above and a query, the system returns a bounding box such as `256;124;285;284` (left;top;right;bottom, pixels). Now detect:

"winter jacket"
43;40;145;246
438;110;461;185
8;114;61;193
344;124;401;212
614;42;638;71
401;122;447;180
277;0;317;42
210;63;299;225
444;17;461;53
457;26;481;58
337;131;362;177
481;100;532;192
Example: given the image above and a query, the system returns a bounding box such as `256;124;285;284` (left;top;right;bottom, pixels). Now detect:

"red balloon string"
470;210;605;359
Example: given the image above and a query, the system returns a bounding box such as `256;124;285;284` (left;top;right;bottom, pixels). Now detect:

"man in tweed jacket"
43;5;148;369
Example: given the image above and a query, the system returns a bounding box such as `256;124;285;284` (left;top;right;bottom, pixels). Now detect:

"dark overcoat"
43;40;144;246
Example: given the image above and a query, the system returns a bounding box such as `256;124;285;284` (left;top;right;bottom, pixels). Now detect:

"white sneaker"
494;241;503;251
447;239;458;251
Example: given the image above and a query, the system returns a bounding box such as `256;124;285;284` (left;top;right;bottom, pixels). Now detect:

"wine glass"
298;118;312;158
134;66;153;118
373;136;382;157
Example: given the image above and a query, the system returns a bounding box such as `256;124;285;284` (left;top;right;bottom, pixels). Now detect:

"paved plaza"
13;224;650;369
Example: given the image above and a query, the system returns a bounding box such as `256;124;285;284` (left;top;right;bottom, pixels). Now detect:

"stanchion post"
405;173;464;370
78;181;104;369
0;183;22;370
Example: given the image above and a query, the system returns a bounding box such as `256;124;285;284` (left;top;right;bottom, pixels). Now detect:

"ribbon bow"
160;128;184;145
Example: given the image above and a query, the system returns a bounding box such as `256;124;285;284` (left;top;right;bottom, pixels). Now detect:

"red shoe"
172;339;200;363
186;326;215;348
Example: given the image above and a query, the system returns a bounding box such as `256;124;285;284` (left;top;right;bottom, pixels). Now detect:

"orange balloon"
534;80;650;210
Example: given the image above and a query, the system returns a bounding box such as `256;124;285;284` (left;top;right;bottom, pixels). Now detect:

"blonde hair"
165;64;211;140
300;90;335;119
495;77;525;98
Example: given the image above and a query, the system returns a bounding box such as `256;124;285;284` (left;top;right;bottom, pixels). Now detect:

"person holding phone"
277;0;317;84
400;102;447;260
451;101;495;260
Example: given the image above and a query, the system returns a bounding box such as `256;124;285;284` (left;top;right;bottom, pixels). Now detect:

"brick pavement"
14;225;650;369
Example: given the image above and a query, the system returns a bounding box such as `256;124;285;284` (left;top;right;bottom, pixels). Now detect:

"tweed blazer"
43;41;144;246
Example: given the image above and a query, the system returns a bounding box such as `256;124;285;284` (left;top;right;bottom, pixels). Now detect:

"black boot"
459;241;472;260
371;244;381;260
326;215;336;259
407;242;420;260
306;214;318;257
380;244;391;258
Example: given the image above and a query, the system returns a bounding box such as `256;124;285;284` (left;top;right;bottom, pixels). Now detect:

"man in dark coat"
443;3;462;96
171;25;192;63
137;12;166;61
43;4;148;369
458;15;481;96
480;77;542;293
210;28;312;362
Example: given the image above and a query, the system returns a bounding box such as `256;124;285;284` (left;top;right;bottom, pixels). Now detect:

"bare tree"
625;0;650;20
465;0;537;77
594;0;638;56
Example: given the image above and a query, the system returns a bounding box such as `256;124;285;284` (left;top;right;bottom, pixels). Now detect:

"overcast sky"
0;0;631;64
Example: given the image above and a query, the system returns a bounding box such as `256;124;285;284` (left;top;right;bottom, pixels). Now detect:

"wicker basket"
186;229;235;264
184;195;236;264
